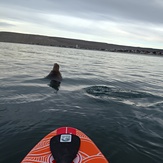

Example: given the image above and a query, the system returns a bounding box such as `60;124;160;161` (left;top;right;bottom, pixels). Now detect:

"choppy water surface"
0;42;163;163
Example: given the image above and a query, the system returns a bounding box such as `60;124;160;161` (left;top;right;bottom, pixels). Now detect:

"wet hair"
53;63;59;70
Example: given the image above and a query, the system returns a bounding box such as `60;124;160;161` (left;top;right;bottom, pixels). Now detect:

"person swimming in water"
46;63;62;81
46;63;62;91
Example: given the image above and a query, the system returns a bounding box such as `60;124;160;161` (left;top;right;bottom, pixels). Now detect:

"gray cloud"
0;0;163;48
1;0;163;25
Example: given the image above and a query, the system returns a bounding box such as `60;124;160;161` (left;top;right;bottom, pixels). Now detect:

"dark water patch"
85;85;161;99
84;86;163;108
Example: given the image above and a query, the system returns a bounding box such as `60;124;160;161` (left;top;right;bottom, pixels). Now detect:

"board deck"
21;127;109;163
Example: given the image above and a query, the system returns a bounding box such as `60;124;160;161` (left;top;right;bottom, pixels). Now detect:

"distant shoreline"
0;31;162;56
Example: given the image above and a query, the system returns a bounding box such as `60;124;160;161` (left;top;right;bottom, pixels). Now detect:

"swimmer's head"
53;63;60;71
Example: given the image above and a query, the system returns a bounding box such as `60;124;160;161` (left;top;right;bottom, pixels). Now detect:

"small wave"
19;50;42;55
40;108;60;112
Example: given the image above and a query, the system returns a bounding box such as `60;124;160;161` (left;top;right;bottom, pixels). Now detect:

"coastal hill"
0;31;162;55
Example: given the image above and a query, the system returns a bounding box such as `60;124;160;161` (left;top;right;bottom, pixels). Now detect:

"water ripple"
85;85;160;99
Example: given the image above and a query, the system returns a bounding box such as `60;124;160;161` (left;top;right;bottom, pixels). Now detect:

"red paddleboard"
21;127;109;163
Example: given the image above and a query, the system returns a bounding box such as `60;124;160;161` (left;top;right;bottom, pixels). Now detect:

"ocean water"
0;42;163;163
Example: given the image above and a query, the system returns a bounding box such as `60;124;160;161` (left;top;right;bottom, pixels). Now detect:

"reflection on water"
49;80;61;91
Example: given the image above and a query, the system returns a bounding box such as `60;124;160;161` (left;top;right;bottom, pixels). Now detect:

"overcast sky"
0;0;163;49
